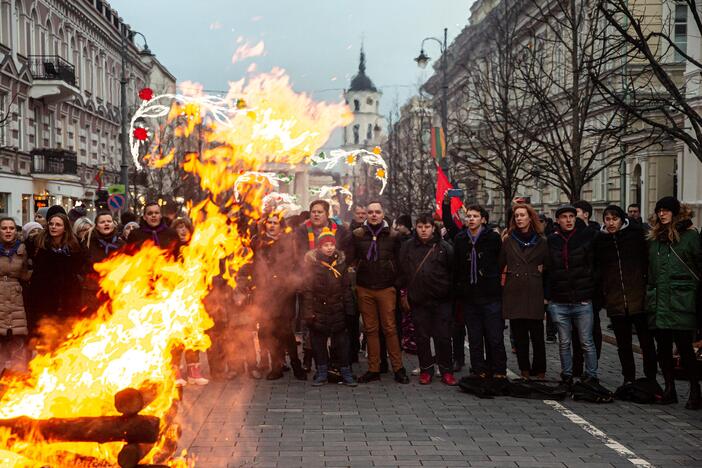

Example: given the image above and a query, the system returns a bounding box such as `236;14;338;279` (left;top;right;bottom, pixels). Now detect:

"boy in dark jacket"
398;214;456;385
303;228;357;386
453;205;506;378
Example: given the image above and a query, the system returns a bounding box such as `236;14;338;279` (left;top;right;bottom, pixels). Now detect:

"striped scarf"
306;220;337;250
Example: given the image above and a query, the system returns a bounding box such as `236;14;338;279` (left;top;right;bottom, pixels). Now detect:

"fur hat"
317;227;336;247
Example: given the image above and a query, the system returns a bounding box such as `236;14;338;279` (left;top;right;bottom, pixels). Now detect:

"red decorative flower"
138;87;154;101
133;127;148;141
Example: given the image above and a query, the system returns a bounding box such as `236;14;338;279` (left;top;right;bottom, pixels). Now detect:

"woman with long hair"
28;212;84;350
81;211;125;315
499;203;549;379
647;197;701;409
72;217;94;243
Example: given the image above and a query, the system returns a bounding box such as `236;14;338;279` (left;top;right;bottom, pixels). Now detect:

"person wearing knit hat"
647;196;701;408
594;204;657;390
302;226;357;386
46;205;67;222
34;207;49;227
21;221;43;242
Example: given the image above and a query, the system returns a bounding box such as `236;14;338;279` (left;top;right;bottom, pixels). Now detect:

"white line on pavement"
544;400;655;468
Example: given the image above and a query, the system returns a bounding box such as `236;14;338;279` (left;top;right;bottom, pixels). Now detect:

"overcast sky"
110;0;476;118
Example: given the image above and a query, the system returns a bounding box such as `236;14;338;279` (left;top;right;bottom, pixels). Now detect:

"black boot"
658;377;678;405
302;349;313;372
685;381;701;410
291;359;307;381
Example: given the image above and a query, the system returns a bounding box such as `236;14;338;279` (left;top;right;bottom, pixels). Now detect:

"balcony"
31;148;79;181
28;55;80;103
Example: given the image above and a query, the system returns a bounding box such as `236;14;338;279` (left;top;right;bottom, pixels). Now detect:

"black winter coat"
593;221;648;317
250;232;299;317
127;221;180;251
81;229;126;291
453;228;502;304
28;244;85;322
351;221;400;290
302;250;353;334
398;235;453;305
546;220;597;304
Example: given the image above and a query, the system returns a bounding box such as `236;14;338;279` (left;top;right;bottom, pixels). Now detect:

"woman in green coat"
647;197;701;408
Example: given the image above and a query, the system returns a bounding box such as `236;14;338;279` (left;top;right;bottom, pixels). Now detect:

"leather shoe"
394;367;410;384
357;371;381;383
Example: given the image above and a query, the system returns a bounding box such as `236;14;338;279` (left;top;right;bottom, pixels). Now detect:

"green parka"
646;226;702;331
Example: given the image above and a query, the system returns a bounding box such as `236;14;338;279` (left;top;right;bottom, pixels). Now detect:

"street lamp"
415;28;449;176
120;29;152;212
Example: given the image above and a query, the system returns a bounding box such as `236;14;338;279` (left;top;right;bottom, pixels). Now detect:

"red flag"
435;165;463;228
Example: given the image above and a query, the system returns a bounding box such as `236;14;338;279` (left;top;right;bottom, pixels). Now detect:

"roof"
349;48;377;92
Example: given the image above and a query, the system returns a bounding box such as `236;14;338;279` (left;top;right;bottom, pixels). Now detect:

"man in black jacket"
351;201;409;384
547;205;599;384
454;205;506;378
594;205;657;385
127;202;180;251
398;213;456;385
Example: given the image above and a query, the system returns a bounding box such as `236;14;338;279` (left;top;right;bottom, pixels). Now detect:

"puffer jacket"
453;227;502;304
398;234;453;305
0;241;30;335
594;220;648;317
647;221;702;331
351;221;400;290
302;250;353;334
546;219;597;304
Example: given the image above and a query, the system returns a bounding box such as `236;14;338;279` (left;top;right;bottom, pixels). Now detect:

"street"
177;316;702;468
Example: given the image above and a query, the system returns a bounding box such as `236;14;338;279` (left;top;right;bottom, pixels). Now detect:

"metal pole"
440;27;449;177
119;29;129;210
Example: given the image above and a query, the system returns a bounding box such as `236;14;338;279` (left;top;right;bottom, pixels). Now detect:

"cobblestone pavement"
177;313;702;467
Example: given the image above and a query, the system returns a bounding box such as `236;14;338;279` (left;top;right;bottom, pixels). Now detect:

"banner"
435;165;463;228
430;127;446;160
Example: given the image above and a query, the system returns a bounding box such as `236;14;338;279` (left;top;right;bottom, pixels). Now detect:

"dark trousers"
611;314;657;382
510;319;546;375
346;312;360;364
546;309;558;339
411;301;453;374
311;328;350;368
573;310;602;377
259;317;300;370
655;329;699;384
463;301;507;375
452;302;466;365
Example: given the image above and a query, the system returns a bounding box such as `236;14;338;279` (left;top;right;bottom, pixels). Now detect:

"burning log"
114;383;159;416
118;443;154;468
0;415;160;443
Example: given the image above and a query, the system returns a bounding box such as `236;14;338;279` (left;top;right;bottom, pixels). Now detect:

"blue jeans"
463;301;507;376
548;302;598;379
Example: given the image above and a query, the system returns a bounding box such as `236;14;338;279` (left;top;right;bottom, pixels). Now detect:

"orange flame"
0;69;352;466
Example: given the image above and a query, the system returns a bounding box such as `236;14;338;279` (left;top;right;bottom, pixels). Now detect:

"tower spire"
359;43;366;74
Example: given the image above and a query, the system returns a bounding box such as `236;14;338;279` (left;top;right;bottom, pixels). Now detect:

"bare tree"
511;0;658;202
0;92;18;147
594;0;702;162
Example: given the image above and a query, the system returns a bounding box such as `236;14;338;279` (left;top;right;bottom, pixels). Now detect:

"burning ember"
0;69;352;467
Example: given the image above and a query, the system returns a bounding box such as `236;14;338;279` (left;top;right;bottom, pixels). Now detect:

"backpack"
508;379;568;401
571;380;614;403
614;378;663;404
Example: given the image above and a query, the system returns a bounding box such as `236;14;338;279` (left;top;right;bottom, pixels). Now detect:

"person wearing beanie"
546;202;600;386
302;227;357;387
21;222;43;242
45;205;67;223
398;213;456;386
647;197;701;409
68;206;87;224
34;207;49;228
593;205;657;391
350;200;409;384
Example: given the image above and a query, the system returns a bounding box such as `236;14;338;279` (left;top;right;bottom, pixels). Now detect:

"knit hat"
555;205;577;218
602;204;626;221
68;205;87;223
46;205;67;220
35;207;49;220
22;221;43;240
654;196;680;216
317;227;336;247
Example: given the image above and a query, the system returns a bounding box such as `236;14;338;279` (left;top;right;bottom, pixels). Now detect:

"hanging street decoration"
310;147;388;194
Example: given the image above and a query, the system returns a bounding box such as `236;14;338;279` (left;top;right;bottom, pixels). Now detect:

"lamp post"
415;28;449;175
120;29;152;211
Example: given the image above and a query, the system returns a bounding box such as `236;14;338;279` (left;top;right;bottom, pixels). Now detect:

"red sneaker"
419;372;432;385
441;372;458;386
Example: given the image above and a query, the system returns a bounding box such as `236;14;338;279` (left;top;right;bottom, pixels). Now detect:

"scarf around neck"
0;240;21;260
556;228;577;271
364;220;386;261
467;227;483;284
141;222;167;247
319;253;342;279
97;232;120;256
306;219;337;250
511;229;538;249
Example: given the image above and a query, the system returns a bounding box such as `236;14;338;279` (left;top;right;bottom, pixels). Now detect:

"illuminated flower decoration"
310;148;388;194
133;127;148;141
375;168;386;179
138;87;154;101
346;154;357;165
233;171;294;202
311;185;353;208
373;146;382;155
236;98;247;109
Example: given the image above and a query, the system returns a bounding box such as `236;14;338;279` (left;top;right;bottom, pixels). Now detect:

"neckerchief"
0;240;20;261
467;227;484;284
97;233;120;256
364;221;385;261
141;222;167;247
511;230;538;249
320;257;341;279
306;219;337;250
556;228;577;271
51;245;71;256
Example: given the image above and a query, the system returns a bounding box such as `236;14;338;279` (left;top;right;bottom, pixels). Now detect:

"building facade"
0;0;175;224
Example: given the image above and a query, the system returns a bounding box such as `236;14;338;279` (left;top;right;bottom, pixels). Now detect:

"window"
0;193;9;217
674;3;688;61
353;99;360;112
0;93;6;146
353;124;359;145
16;98;25;150
366;123;372;141
366;98;373;105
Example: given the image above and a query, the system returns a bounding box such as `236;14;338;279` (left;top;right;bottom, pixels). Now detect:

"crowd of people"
0;193;700;410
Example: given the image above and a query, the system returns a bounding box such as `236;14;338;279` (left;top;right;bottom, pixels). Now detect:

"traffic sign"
108;194;126;211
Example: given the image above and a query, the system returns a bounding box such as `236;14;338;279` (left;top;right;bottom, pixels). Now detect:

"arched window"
366;124;372;141
353;124;360;145
96;54;103;98
353;99;360;112
13;0;25;55
58;28;67;59
45;19;53;55
28;9;37;56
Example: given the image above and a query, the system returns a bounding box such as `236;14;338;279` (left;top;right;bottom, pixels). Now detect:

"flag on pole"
430;127;446;160
94;167;104;190
435;164;463;228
